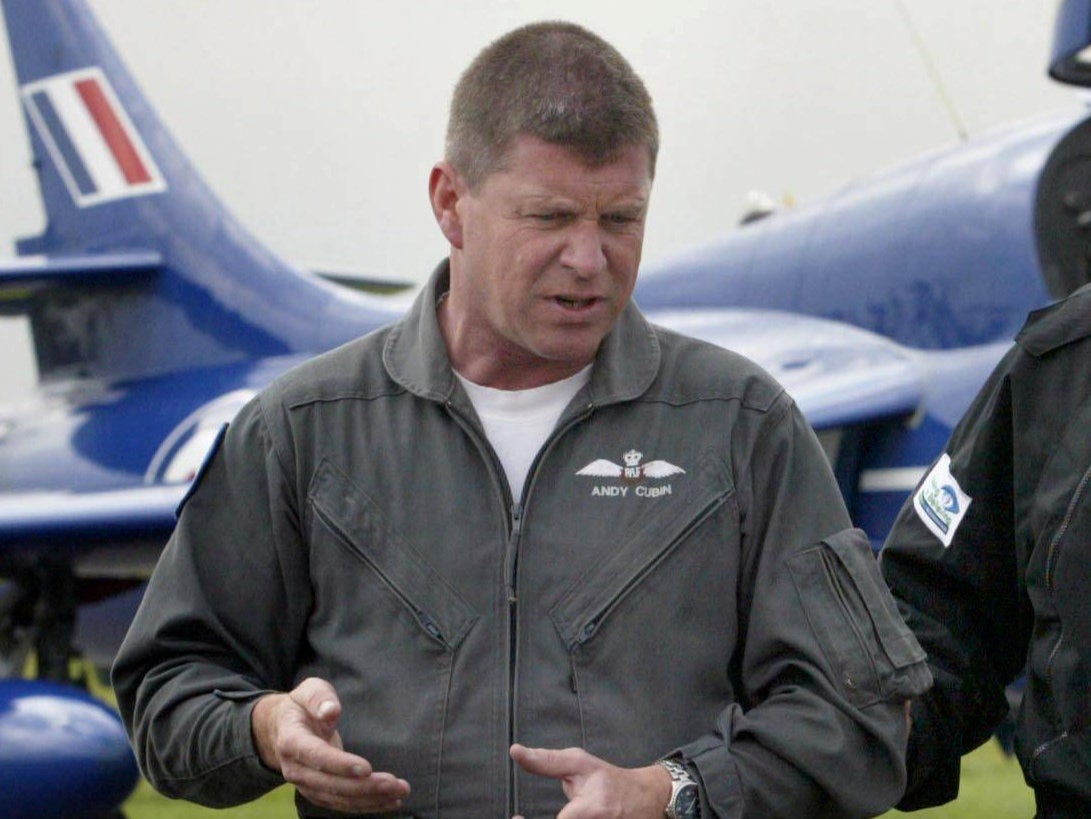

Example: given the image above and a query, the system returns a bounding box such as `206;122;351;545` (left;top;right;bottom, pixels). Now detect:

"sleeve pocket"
788;527;932;708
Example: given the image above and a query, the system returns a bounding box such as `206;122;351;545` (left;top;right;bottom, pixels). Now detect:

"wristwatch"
658;758;700;819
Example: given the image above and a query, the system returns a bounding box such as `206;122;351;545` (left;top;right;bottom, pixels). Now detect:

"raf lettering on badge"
578;449;684;499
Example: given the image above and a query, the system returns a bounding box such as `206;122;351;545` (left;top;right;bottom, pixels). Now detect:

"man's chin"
537;343;601;370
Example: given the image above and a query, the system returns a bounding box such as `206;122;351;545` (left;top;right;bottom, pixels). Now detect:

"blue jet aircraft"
2;0;1091;815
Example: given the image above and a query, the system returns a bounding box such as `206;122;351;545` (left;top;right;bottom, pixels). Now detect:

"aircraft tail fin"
3;2;179;256
0;0;389;383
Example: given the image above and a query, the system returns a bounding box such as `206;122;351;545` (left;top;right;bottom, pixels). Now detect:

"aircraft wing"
0;251;163;316
645;308;923;429
0;250;161;284
0;484;184;548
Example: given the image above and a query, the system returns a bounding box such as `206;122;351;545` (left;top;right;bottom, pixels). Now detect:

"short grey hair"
445;21;658;189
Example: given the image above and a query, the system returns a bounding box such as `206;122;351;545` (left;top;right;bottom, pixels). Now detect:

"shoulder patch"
174;422;228;518
913;453;971;547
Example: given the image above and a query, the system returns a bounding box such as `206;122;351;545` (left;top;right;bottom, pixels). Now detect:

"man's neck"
437;294;593;390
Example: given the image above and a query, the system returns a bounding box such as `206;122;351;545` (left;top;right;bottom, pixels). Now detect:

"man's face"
439;135;652;387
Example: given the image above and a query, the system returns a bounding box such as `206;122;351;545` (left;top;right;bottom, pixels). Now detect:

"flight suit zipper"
445;396;594;816
505;402;595;817
1044;462;1091;588
506;501;522;814
444;399;521;816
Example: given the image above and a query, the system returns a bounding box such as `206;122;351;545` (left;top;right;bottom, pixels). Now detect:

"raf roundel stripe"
74;76;153;185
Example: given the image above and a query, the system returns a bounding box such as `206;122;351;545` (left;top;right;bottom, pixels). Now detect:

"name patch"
577;448;684;500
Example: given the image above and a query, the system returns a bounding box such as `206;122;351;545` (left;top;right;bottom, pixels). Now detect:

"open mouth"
554;296;597;309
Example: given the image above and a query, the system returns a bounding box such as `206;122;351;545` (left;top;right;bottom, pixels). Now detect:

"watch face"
674;783;699;818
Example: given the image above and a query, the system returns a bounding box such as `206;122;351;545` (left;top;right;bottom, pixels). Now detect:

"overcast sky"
0;1;1083;395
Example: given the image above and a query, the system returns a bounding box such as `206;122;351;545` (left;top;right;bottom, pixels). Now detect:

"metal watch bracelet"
658;758;700;819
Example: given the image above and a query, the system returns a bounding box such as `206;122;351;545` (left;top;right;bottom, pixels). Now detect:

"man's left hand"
509;743;671;818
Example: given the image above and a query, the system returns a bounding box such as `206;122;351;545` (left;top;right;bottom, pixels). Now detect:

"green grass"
120;741;1034;818
123;781;296;818
881;740;1035;818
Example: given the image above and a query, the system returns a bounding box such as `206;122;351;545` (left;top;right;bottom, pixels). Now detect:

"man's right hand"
251;677;411;814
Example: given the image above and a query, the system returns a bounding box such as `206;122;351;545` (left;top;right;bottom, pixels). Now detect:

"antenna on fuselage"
893;0;968;143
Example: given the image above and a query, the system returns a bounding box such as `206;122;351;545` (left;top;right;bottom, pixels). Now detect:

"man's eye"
528;212;579;227
604;214;638;226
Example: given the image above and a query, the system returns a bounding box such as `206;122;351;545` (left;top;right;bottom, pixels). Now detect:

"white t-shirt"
455;366;592;502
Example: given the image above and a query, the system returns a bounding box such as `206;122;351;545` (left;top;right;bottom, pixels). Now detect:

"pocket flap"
551;450;732;648
309;459;477;651
789;527;931;704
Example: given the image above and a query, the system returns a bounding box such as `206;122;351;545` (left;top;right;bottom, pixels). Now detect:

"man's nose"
560;219;608;276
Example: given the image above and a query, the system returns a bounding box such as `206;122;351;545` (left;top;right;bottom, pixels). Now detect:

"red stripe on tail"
75;78;152;185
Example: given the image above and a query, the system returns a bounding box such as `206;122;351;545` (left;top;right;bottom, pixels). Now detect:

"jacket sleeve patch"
913;453;972;547
174;422;228;518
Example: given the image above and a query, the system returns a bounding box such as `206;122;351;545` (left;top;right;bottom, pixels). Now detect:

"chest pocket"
550;450;733;650
307;458;477;651
305;459;480;814
307;458;477;649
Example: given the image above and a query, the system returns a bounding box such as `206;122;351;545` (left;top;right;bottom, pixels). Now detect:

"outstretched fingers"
276;716;410;813
253;677;411;813
289;758;410;814
510;744;596;779
510;744;672;818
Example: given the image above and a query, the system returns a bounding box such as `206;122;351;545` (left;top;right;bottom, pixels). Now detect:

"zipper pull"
507;502;523;603
511;502;523;537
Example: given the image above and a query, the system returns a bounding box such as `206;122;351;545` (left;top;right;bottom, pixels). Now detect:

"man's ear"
429;161;466;250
